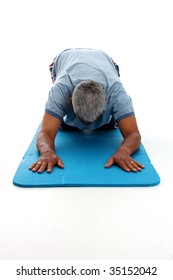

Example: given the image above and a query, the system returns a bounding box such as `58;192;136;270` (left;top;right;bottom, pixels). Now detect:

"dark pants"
60;118;118;131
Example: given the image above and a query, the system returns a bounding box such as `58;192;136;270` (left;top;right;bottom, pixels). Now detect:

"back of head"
72;80;105;123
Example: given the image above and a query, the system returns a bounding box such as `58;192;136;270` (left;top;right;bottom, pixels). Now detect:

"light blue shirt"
45;48;134;130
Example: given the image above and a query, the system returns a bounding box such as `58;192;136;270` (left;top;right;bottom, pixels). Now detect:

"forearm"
36;131;55;155
117;132;141;155
105;117;144;171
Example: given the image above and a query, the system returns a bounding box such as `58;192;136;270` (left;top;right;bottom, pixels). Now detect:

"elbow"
135;131;142;148
136;131;141;141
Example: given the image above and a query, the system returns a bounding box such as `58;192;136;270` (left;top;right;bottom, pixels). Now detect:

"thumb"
57;158;64;169
105;157;114;168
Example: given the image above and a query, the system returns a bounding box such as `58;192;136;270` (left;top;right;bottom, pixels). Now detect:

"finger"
47;162;54;173
29;162;38;170
105;158;131;172
134;160;145;169
104;158;114;168
132;161;143;171
128;160;145;171
127;160;144;172
126;161;138;172
57;158;64;169
131;162;141;171
37;162;48;173
30;161;42;172
118;160;131;172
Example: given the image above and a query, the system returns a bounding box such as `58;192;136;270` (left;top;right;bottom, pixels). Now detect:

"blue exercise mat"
13;126;160;187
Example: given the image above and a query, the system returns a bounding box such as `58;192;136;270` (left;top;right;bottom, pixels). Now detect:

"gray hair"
72;80;105;123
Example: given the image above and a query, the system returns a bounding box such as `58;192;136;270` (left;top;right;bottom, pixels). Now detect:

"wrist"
39;148;55;156
117;146;131;155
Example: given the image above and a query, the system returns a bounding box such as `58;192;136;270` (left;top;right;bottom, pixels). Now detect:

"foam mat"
13;126;160;187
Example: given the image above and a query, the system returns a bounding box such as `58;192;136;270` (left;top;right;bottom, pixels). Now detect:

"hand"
105;149;144;172
29;151;64;173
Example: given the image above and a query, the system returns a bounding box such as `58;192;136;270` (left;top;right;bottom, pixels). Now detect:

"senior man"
29;48;144;173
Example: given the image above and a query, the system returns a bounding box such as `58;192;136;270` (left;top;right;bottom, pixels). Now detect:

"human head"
72;80;105;124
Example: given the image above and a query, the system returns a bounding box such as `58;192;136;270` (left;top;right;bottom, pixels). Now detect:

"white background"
0;0;173;262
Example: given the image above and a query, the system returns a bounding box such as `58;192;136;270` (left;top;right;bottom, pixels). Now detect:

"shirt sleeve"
45;83;70;120
111;82;135;122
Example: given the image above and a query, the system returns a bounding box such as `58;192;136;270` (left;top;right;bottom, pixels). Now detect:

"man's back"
53;48;120;89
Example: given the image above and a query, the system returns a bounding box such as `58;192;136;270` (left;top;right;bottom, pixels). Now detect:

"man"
29;48;144;173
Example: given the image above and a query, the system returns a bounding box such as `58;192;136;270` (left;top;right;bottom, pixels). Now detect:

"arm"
29;112;64;173
105;116;144;172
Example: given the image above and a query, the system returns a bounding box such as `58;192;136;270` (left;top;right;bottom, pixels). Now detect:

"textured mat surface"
13;127;160;187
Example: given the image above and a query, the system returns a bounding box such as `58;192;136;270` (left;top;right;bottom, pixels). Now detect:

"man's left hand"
105;149;144;172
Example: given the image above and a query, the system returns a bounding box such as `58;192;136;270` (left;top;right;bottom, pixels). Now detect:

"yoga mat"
13;126;160;187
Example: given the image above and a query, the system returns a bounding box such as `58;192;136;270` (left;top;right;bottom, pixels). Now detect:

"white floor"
0;0;173;260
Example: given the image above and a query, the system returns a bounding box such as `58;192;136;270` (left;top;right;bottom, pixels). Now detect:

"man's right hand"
29;113;63;173
29;151;64;173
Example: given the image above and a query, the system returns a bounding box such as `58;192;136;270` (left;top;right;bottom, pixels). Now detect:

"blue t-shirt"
45;48;134;130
